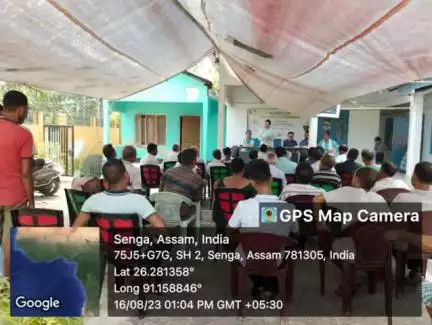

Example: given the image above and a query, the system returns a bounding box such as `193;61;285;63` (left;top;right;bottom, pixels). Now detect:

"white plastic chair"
150;192;201;236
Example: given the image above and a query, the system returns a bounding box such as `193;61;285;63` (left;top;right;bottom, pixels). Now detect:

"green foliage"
0;83;101;126
0;278;85;325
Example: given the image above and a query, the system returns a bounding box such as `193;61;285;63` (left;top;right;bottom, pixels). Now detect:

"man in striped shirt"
312;154;341;188
160;149;203;217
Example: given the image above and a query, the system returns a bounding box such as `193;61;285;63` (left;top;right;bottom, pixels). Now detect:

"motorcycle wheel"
39;178;61;196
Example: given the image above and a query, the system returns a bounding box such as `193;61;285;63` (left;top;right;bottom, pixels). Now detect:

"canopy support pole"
103;100;110;145
406;93;424;181
309;116;318;147
217;80;226;149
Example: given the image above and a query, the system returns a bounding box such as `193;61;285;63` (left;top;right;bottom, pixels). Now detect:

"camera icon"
260;206;278;223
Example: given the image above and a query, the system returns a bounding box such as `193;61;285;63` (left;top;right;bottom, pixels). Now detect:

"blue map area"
10;227;86;317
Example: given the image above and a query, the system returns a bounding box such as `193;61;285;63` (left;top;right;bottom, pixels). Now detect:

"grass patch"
16;238;101;315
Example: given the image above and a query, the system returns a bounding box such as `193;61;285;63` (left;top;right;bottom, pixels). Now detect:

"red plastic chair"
376;188;410;204
91;212;143;299
285;174;296;185
213;189;248;233
140;164;162;196
11;208;64;227
230;232;296;316
340;172;355;187
342;224;393;323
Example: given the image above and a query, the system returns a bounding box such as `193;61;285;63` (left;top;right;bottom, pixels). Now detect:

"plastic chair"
163;161;177;171
285;174;296;185
342;224;393;323
230;232;296;316
340;172;355;187
377;188;410;204
209;166;231;206
140;164;162;196
311;181;338;192
91;212;142;300
11;208;64;227
65;189;91;226
213;188;248;233
285;195;316;248
150;192;201;236
271;178;283;196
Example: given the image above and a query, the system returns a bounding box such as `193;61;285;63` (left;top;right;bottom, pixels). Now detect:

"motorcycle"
33;159;63;196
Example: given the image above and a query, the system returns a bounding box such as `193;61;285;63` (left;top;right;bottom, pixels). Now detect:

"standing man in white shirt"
259;119;274;147
266;152;287;187
371;161;410;193
140;143;160;166
122;145;142;192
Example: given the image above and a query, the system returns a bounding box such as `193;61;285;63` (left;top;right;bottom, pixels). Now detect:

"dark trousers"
375;152;384;164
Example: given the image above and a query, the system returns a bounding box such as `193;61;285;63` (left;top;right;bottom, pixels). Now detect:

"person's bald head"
266;152;278;165
122;145;137;162
102;159;129;188
319;154;336;171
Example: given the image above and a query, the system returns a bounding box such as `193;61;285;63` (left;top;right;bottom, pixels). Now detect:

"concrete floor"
9;177;432;324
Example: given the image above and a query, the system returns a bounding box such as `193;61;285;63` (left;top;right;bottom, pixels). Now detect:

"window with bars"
135;115;166;145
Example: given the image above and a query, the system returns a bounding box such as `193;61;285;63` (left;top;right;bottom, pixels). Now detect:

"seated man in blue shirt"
283;131;298;148
71;159;166;229
274;146;297;174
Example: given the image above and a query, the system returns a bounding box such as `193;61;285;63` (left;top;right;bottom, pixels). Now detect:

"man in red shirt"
0;90;34;278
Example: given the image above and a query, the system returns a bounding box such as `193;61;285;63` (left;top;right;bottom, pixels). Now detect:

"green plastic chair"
209;166;231;206
271;178;283;196
163;161;177;171
65;189;91;226
311;182;338;192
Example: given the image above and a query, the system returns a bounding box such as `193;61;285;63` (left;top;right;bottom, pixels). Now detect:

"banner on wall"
247;109;308;139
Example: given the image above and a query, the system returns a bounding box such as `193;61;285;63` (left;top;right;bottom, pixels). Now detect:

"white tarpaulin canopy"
2;0;432;116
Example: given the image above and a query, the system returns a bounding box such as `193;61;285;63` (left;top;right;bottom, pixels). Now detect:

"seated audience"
361;149;380;171
299;131;309;147
71;155;103;193
283;131;298;148
335;148;362;175
335;144;348;164
71;159;166;229
393;161;432;211
163;144;180;163
280;163;324;200
266;153;287;187
312;154;341;188
122;145;142;192
371;161;410;192
249;149;259;161
311;147;324;172
258;144;268;159
207;149;226;173
222;147;232;163
228;159;298;299
102;143;116;165
140;143;159;166
275;146;297;174
214;158;256;197
314;167;386;229
306;147;317;165
160;149;203;218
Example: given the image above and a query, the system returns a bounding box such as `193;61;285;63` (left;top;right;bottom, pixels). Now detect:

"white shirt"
206;159;225;173
323;187;387;229
393;189;432;212
371;177;410;193
229;194;298;237
123;160;142;190
335;153;347;164
269;164;287;187
163;151;179;163
279;183;324;201
140;154;160;167
258;152;267;160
